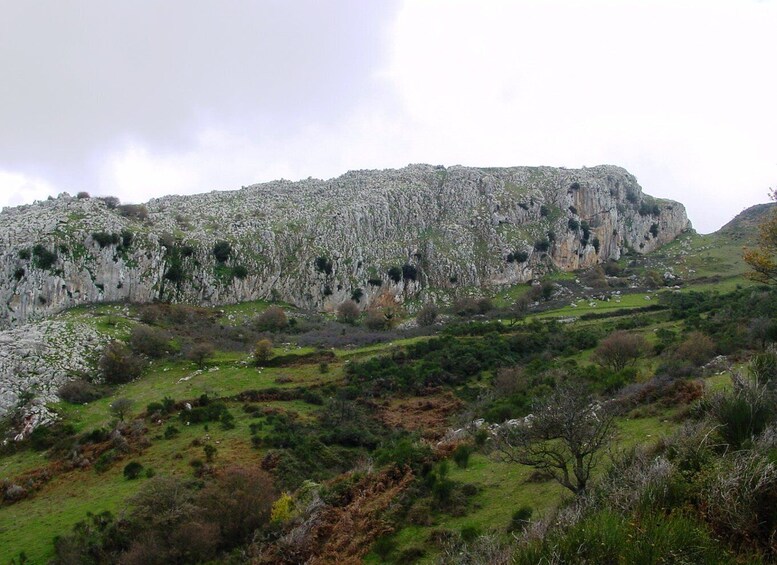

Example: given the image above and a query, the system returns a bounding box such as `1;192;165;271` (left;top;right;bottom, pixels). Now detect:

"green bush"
515;510;726;565
32;244;57;269
315;256;333;275
452;444;472;468
508;506;533;532
123;461;144;480
213;240;232;263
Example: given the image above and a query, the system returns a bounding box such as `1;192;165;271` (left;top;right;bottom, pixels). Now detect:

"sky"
0;0;775;233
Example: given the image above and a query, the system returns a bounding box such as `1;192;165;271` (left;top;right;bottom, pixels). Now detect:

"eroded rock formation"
0;164;690;328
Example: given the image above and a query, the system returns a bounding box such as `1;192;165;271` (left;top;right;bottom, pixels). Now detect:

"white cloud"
0;171;57;208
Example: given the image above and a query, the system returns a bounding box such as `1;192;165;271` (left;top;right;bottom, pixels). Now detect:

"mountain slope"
0;164;689;327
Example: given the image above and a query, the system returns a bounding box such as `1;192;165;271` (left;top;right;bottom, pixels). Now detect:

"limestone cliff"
0;164;690;328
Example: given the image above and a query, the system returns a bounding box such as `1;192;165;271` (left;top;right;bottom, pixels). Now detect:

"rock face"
0;164;690;328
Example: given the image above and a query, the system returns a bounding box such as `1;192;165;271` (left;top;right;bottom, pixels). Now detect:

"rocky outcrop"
0;164;690;328
0;319;107;423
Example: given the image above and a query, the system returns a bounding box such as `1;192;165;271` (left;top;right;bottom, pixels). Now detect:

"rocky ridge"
0;164;690;329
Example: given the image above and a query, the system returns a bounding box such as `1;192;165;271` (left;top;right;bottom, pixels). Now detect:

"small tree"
337;300;360;324
493;381;616;495
254;339;273;365
508;295;530;326
744;188;777;285
187;342;215;369
593;330;649;372
110;398;134;422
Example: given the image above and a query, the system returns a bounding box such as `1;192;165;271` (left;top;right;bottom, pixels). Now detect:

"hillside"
6;180;777;565
0;164;689;328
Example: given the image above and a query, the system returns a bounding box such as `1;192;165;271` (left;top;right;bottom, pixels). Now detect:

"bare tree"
336;300;360;324
416;303;439;327
507;295;530;326
593;330;649;372
493;381;616;495
187;342;215;369
109;398;134;422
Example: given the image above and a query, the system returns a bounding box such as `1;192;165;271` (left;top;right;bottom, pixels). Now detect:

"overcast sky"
1;0;775;233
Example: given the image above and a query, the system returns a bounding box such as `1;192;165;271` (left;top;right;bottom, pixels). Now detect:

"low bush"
123;461;144;480
58;379;103;403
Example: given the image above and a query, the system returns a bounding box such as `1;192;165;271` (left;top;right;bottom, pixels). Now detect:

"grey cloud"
0;1;398;185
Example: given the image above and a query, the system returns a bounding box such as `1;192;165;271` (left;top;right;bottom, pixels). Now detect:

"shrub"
594;330;649;372
58;379;102;403
351;287;364;302
368;277;383;287
703;451;777;556
123;461;144;480
99;341;145;384
254;339;273;365
302;390;324;405
212;240;231;263
337;300;360;324
315;256;333;275
387;266;402;283
568;218;580;230
76;191;90;199
674;331;716;367
373;536;397;559
514;251;529;263
533;238;550;252
402;264;418;281
120;229;134;248
92;231;120;248
164;425;180;439
32;244;57;269
204;444;217;462
706;369;776;449
129;324;170;358
255;306;288;332
417;303;439;326
508;506;533;532
117;203;148;220
539;204;550;217
194;467;275;549
99;195;120;208
452;444;472;468
232;264;248;279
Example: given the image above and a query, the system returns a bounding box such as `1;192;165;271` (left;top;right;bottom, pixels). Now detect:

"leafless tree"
337;300;360;324
109;397;134;422
594;330;649;372
493;381;616;495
